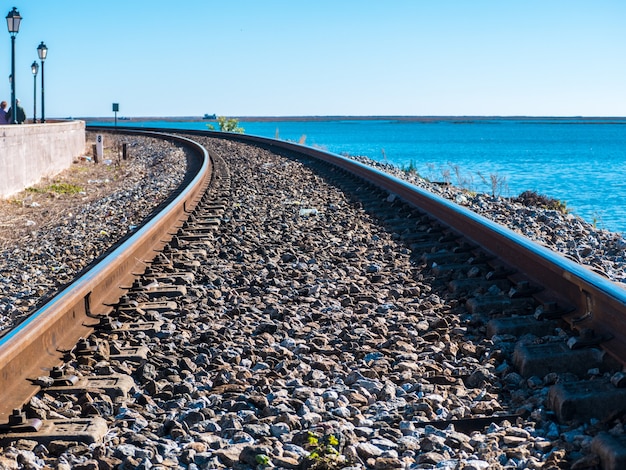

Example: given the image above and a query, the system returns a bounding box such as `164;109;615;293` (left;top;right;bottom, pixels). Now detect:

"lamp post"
6;7;22;124
37;42;47;123
31;61;38;123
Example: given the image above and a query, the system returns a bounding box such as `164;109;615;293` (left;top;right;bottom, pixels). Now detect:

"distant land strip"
82;115;626;123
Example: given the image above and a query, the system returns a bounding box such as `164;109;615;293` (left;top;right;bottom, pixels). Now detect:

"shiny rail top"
0;129;211;420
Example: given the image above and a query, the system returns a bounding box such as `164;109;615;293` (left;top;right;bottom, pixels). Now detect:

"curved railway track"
0;126;625;468
0;129;212;419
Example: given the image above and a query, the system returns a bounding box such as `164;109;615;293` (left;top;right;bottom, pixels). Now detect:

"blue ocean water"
90;117;626;233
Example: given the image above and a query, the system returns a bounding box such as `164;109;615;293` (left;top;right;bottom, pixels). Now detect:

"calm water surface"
91;117;626;233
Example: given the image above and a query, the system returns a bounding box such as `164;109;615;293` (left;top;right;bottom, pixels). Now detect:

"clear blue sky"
4;1;625;118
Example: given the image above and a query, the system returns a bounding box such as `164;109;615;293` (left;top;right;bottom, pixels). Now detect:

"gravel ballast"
0;134;623;469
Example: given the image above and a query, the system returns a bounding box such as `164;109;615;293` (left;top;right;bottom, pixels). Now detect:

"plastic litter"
299;208;318;217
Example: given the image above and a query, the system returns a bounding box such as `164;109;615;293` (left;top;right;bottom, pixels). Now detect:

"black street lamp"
31;61;38;123
37;42;47;123
6;7;22;124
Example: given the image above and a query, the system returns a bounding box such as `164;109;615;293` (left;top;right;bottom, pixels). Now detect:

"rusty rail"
181;128;626;365
3;124;626;422
0;130;211;421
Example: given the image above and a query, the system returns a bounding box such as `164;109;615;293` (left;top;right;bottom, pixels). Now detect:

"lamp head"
6;7;21;35
37;41;48;61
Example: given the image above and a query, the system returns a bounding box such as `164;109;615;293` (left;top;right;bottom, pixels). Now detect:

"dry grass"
0;140;132;250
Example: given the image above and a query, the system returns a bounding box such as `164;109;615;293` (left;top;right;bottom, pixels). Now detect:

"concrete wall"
0;120;85;198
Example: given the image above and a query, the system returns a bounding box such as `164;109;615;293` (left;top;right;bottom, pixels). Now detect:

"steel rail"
175;128;626;364
5;123;624;420
0;129;211;421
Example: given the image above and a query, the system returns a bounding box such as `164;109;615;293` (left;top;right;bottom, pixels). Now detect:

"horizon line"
78;114;626;121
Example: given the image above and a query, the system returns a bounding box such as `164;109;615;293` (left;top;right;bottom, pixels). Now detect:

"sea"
88;117;626;234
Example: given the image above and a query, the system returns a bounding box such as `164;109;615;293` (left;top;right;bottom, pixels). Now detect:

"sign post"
112;103;119;127
95;134;104;163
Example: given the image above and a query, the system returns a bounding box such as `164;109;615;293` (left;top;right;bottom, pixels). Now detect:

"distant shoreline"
82;115;626;123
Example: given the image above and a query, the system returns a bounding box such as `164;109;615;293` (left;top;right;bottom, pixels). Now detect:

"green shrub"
303;432;349;470
515;190;568;213
207;116;245;133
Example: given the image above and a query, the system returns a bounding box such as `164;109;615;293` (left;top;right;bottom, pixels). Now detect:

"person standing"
7;99;26;124
0;101;8;124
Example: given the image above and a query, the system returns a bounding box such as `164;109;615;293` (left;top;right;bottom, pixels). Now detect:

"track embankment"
0;129;625;469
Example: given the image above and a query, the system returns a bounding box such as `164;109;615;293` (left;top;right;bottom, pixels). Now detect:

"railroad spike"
508;280;542;298
534;301;575;320
49;366;79;386
0;409;43;433
485;265;516;280
611;372;626;388
567;328;613;349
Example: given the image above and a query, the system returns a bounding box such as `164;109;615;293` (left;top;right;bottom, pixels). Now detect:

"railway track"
0;127;625;468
